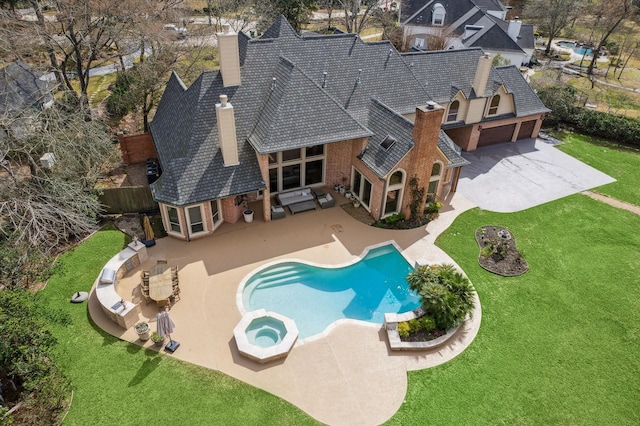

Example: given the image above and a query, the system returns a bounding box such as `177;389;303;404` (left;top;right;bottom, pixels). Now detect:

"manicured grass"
551;130;640;206
388;196;640;425
38;226;317;426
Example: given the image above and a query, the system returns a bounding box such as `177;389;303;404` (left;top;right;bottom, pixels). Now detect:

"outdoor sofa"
276;188;315;206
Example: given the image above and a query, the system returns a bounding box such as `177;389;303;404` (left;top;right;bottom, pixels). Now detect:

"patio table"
148;263;173;302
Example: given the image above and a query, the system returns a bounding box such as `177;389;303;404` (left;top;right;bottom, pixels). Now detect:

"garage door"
477;124;516;147
517;120;537;140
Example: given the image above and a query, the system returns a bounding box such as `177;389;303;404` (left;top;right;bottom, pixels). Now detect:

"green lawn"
38;226;317;426
551;131;640;206
388;196;640;425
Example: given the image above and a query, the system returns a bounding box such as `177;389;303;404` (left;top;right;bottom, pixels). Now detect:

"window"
352;168;373;209
432;3;445;25
187;206;204;234
268;145;325;193
488;95;500;115
210;200;222;227
380;135;396;150
447;100;460;122
383;170;405;216
167;206;181;234
427;162;442;203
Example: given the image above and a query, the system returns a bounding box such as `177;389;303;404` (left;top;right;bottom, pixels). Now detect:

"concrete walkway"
583;191;640;215
89;191;481;425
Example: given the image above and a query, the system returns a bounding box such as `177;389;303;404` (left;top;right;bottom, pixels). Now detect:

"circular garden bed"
475;226;528;276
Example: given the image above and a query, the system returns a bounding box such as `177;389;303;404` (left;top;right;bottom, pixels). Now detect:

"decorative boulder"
70;291;89;303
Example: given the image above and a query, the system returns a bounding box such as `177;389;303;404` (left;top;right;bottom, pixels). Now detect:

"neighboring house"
148;16;547;241
400;0;535;66
0;61;55;139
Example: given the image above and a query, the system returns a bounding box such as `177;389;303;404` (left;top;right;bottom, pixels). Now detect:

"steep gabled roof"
360;99;415;178
495;65;550;116
402;0;480;26
463;16;524;53
248;57;372;153
260;15;299;40
438;131;470;168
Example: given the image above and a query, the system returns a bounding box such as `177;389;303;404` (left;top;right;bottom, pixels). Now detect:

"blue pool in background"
241;244;421;339
557;41;594;56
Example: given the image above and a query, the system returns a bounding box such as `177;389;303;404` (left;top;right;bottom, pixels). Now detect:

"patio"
88;192;480;426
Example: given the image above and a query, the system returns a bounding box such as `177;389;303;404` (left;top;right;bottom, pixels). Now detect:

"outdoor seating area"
140;260;181;310
272;187;336;217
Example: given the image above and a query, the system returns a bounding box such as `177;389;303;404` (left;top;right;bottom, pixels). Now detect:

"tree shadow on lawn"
128;353;163;387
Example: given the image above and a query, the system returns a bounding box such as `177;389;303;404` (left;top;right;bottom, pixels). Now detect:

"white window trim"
352;167;373;212
427;161;443;203
210;200;223;230
383;169;405;217
164;205;183;236
186;204;207;236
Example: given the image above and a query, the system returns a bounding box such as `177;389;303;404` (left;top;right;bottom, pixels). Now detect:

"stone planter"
384;311;460;351
134;322;150;341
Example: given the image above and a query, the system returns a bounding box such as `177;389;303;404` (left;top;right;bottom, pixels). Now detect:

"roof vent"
322;72;327;89
356;69;362;85
380;135;396;150
426;101;437;110
271;77;276;91
388;48;393;58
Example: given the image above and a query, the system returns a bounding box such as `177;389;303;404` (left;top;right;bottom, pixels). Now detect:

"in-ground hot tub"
233;309;298;363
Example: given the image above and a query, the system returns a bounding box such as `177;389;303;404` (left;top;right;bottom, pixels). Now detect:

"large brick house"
148;16;548;241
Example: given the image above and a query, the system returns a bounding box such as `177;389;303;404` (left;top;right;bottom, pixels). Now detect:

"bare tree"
0;102;118;253
585;0;637;75
338;0;379;34
524;0;587;56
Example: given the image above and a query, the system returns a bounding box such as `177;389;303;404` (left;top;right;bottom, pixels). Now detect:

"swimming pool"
240;243;421;339
557;41;594;56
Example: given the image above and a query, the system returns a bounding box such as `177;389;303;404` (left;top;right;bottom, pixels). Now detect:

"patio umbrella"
143;215;155;241
156;311;180;352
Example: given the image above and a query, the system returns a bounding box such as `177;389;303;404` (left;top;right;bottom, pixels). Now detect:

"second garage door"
477;124;516;147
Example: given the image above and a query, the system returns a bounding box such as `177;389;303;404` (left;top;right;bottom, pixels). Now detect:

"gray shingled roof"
403;48;486;102
438;131;470;168
360;99;415;178
495;65;550;116
0;61;54;115
402;0;480;26
248;57;372;153
149;16;545;207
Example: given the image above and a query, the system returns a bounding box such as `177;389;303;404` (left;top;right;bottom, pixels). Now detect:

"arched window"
447;100;460;122
432;3;446;25
383;170;405;217
488;95;500;115
427;162;442;203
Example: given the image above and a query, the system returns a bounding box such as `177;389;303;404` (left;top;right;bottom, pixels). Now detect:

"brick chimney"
215;94;239;166
216;24;241;87
472;53;492;97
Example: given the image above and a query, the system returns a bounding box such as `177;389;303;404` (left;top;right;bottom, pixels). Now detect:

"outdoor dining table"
148;263;173;302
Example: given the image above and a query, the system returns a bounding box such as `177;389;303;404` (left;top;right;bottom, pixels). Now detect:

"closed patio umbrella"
156;311;180;352
143;215;155;241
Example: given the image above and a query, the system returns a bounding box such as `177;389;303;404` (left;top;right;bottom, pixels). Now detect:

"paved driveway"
456;138;616;212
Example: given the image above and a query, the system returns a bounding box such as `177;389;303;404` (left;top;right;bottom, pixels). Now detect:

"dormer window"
380;135;396;150
432;3;446;26
488;95;500;115
447;100;460;122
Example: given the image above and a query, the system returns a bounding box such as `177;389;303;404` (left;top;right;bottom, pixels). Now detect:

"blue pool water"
557;41;594;56
242;244;421;339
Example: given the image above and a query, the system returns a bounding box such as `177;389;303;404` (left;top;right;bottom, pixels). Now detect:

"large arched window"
432;3;446;25
447;100;460;122
383;169;405;217
427;162;442;203
488;95;500;115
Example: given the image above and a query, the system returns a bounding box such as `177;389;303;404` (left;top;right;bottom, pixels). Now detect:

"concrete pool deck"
89;192;480;425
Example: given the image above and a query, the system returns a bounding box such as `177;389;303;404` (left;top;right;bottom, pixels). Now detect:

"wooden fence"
99;186;158;214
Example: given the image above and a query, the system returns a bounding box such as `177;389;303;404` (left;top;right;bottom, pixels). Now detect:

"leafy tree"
0;289;71;425
534;84;578;125
407;264;475;330
492;53;511;67
524;0;587;56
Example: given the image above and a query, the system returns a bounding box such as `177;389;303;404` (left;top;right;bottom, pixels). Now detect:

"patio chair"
271;205;285;220
318;193;335;209
157;298;171;309
141;286;151;305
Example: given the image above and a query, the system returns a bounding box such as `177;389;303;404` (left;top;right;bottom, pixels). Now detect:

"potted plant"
339;177;347;194
150;332;165;347
134;322;150;341
352;198;361;208
242;196;254;223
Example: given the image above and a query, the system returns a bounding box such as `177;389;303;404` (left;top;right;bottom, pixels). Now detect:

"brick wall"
326;137;367;189
118;132;157;164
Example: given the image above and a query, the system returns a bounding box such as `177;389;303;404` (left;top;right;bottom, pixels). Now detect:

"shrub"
407;264;475;330
397;321;410;338
384;213;405;225
418;315;436;332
